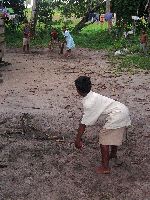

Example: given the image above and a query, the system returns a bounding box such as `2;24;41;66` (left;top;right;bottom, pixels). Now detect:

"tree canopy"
2;0;150;31
3;0;25;20
111;0;149;23
37;0;54;28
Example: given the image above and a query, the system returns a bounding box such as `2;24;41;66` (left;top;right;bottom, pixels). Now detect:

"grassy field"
5;21;150;70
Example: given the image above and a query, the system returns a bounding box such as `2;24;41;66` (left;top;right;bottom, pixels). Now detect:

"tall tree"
37;0;54;28
145;0;150;26
106;0;110;12
59;0;104;32
31;0;38;36
111;0;148;23
31;0;56;35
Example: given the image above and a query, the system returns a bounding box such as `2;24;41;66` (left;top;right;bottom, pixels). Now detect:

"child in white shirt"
74;76;131;174
62;27;75;57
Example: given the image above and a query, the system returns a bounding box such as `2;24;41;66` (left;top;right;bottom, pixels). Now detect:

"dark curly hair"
75;76;91;94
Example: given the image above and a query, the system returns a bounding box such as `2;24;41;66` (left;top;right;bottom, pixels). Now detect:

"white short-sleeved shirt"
63;30;75;49
81;91;131;129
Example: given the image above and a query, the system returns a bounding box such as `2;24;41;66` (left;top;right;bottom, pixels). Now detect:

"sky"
27;0;33;8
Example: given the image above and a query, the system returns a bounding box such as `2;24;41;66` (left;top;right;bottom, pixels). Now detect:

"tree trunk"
72;13;89;33
106;0;112;31
106;0;110;12
73;3;102;33
148;0;150;27
31;0;38;36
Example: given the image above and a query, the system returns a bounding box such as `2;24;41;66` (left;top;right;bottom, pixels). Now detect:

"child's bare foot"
64;53;71;58
109;157;123;167
95;166;111;174
64;53;68;57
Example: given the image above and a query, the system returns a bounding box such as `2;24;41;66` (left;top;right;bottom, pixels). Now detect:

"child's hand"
75;124;86;149
75;138;83;149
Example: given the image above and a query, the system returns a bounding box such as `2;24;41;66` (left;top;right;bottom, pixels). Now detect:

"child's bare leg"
59;42;64;54
65;49;71;57
96;144;110;174
143;44;148;55
27;44;29;52
48;42;53;51
101;144;110;168
23;45;26;52
109;145;123;166
68;49;71;56
109;145;118;159
48;42;50;49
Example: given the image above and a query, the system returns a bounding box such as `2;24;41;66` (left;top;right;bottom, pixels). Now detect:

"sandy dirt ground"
0;47;150;200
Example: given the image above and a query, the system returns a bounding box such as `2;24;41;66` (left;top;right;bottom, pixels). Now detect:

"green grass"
5;22;150;70
5;28;50;48
74;23;113;49
74;23;150;70
5;30;23;48
119;54;150;70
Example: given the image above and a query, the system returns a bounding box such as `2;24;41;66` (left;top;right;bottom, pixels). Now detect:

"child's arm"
75;123;86;149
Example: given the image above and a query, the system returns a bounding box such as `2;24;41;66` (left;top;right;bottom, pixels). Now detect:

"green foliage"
60;0;104;18
37;0;54;28
111;0;148;24
3;0;25;21
5;29;49;48
118;55;150;70
74;23;114;49
109;54;150;74
5;21;150;71
5;28;23;48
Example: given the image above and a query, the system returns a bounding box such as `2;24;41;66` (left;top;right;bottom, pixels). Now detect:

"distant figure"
23;20;30;53
104;12;113;30
62;27;75;57
100;14;105;30
89;12;99;23
140;30;148;55
48;28;59;50
74;76;131;174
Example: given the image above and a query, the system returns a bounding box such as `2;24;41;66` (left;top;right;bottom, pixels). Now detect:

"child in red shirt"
48;28;59;50
140;30;148;54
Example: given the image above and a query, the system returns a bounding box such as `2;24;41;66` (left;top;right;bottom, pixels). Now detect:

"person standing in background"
23;20;31;53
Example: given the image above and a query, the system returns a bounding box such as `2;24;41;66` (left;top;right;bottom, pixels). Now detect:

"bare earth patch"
0;48;150;200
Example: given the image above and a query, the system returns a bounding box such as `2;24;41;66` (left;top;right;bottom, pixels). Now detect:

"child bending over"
48;28;65;54
74;76;131;174
48;28;59;50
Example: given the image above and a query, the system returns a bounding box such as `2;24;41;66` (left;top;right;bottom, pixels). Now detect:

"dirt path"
0;48;150;200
